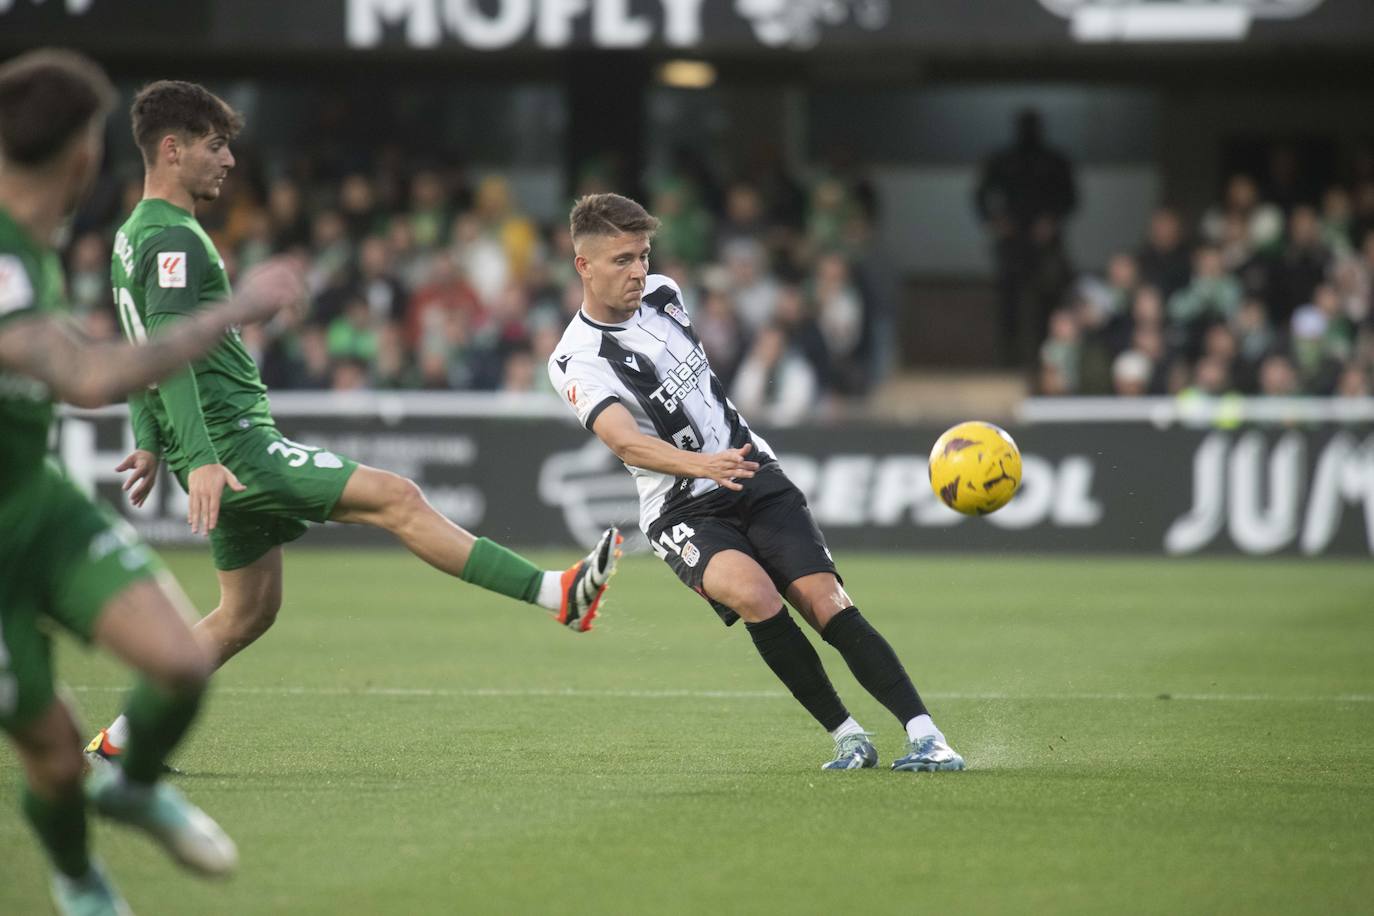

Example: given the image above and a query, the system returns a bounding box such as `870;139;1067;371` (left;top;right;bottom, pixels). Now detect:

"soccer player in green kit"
88;80;621;762
0;50;310;915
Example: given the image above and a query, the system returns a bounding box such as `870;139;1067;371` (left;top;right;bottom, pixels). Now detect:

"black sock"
746;610;850;732
822;606;929;724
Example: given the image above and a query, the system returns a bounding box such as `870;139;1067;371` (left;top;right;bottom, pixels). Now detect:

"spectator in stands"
1111;350;1152;397
722;237;779;333
716;181;768;256
694;283;745;389
407;169;450;250
353;235;408;325
326;297;380;369
331;357;369;392
773;282;829;390
1350;181;1374;252
266;177;311;251
452;211;508;310
340;173;383;242
810;253;867;393
1182;355;1236;398
1335;363;1370;398
405;250;482;350
1320;185;1355;261
372;323;413;390
732;323;819;427
650;179;713;267
1263;204;1332;326
1257;352;1300;396
974;108;1078;367
66;231;109;317
474;174;537;284
1039;309;1082;394
1169;244;1243;337
1201;174;1283;256
1136;206;1192;301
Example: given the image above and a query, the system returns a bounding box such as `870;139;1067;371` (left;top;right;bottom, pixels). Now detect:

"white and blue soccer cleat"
821;732;878;770
891;735;966;772
49;860;131;916
87;768;238;877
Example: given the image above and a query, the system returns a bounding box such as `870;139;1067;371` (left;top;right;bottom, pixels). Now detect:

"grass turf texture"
2;549;1372;915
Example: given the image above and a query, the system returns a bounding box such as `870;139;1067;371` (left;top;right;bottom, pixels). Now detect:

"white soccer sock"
106;714;131;749
829;716;866;742
905;714;945;744
535;571;563;611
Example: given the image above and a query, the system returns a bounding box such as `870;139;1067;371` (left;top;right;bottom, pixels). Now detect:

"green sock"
120;678;203;785
460;537;543;604
22;786;90;879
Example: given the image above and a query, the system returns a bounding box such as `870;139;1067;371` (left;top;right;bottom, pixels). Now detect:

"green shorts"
176;426;358;572
0;460;163;733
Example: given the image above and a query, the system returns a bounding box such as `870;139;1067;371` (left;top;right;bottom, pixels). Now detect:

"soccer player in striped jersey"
87;81;620;766
550;193;964;773
0;49;308;915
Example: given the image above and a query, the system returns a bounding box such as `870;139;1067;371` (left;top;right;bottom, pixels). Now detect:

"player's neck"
0;172;68;248
582;297;637;326
143;173;197;215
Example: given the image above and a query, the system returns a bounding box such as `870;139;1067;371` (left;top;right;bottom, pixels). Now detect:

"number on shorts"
652;522;696;559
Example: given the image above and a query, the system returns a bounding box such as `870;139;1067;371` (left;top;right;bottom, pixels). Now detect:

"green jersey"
111;198;274;474
0;206;65;499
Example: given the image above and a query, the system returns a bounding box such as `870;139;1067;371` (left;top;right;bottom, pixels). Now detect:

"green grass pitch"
2;549;1372;915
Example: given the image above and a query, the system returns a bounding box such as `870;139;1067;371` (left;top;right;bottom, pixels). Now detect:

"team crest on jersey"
0;255;33;315
663;301;690;328
157;252;187;288
563;380;579;407
681;542;701;568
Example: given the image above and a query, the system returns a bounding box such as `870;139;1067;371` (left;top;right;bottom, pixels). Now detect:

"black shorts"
646;464;840;626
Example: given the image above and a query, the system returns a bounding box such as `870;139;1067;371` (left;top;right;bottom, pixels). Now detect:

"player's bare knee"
734;588;784;623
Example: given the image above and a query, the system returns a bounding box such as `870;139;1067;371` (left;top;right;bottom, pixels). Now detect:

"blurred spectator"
732;324;819;426
651;180;712;267
1335;363;1371;398
810;254;867;393
1320;186;1355;261
354;236;408;324
67;232;110;317
1169;245;1243;332
773;283;829;389
694;283;745;388
1201;174;1283;256
326;297;380;366
266;178;311;251
406;251;483;350
1136;207;1192;300
722;238;779;334
1262;204;1331;326
407;169;450;250
1257;352;1300;396
340;173;382;242
974;108;1078;366
1039;309;1081;394
1111;350;1152;397
473;175;538;284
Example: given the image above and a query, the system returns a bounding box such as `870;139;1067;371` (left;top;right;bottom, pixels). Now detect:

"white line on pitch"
65;685;1374;703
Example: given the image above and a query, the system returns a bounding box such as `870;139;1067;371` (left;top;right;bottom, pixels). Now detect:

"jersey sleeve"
549;352;620;431
128;389;164;454
145;311;220;470
0;253;38;329
138;226;209;317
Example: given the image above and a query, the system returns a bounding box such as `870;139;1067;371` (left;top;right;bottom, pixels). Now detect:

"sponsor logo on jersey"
157;252;187;288
0;255;33;315
649;343;709;413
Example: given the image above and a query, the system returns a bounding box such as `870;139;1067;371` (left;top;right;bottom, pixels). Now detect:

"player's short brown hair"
569;193;660;248
0;49;115;167
131;80;243;165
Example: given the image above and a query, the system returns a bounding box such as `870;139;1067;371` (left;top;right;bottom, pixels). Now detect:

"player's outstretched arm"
0;258;303;408
591;402;759;491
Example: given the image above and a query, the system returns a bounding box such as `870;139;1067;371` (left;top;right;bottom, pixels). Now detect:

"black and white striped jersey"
549;273;776;533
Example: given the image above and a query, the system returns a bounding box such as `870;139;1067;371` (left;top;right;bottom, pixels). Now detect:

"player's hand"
697;443;759;492
115;449;161;508
233;257;308;326
186;463;245;535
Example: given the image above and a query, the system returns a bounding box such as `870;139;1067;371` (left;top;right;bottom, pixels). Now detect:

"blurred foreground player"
549;194;964;772
0;50;306;915
87;80;620;765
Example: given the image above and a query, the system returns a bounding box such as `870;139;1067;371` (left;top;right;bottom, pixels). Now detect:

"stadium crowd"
66;150;890;425
1038;173;1374;398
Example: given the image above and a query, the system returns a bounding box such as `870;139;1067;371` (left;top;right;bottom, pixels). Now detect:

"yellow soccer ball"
928;421;1022;516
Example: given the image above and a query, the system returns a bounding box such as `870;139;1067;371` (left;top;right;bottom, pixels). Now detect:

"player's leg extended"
9;700;130;914
700;551;874;770
788;574;964;773
195;547;283;668
328;464;620;629
86;576;238;874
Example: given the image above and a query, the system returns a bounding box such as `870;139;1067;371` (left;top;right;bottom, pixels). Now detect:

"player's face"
179;131;235;202
577;233;650;317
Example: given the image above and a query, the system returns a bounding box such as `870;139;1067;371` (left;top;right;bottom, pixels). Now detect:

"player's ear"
160;133;180;167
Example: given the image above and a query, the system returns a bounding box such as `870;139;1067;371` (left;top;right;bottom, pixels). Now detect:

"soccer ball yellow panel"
928;421;1022;516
